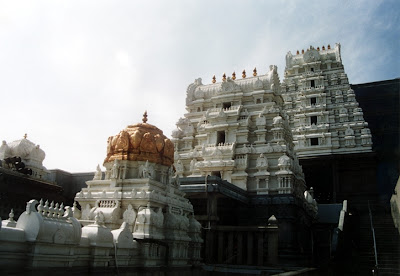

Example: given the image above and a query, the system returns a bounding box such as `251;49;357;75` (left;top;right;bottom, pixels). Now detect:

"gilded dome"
104;112;174;166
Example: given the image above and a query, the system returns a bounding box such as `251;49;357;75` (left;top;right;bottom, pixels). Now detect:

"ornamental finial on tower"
232;71;236;80
253;67;257;77
222;73;226;82
242;70;246;78
24;133;27;139
212;75;216;83
142;111;148;123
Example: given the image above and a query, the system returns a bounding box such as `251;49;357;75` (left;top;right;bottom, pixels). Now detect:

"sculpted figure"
175;160;184;176
93;164;102;180
111;159;119;179
190;159;196;172
168;165;175;185
141;160;150;178
273;115;283;125
345;126;354;136
115;130;129;152
256;153;268;169
123;204;137;225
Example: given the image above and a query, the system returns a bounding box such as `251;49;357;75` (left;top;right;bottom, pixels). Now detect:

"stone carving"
111;159;119;179
123;204;137;225
278;154;291;171
186;78;203;104
253;78;264;90
190;159;196;172
256;113;266;126
220;77;241;93
93;164;102;180
82;204;91;220
256;153;268;171
104;117;174;166
175;160;184;177
139;160;152;179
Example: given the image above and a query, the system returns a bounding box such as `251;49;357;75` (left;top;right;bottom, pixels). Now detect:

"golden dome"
104;112;174;166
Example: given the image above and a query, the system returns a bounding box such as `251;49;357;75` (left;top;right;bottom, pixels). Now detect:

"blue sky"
1;0;399;172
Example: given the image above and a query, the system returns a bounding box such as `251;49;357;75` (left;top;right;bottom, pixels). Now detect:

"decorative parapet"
15;199;81;244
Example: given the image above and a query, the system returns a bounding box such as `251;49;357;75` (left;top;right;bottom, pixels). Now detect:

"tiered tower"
281;43;372;157
171;66;309;199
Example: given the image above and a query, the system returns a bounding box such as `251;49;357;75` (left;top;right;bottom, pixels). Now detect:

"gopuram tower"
172;66;318;263
281;43;373;156
281;44;374;203
172;66;309;197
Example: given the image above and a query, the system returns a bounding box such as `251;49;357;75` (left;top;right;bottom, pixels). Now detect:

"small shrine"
74;112;203;266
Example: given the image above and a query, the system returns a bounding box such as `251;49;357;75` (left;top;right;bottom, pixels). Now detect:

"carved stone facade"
172;65;309;200
281;43;372;157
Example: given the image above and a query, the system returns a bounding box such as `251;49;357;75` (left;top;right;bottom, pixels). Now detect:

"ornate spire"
222;73;226;82
253;67;257;77
23;133;27;139
142;111;148;123
232;71;236;80
242;70;246;78
212;75;216;83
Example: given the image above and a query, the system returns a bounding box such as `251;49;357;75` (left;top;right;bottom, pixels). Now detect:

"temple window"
310;116;317;125
310;97;317;105
310;67;314;72
223;102;231;109
256;98;262;104
310;80;315;88
217;131;225;145
310;138;319;146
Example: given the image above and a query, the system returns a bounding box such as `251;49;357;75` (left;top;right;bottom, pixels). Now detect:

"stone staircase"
357;202;400;275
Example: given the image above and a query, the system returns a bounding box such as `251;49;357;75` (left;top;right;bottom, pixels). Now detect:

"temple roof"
104;112;174;166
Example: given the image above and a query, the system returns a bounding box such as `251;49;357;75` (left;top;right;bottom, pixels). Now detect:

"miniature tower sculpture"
281;44;372;157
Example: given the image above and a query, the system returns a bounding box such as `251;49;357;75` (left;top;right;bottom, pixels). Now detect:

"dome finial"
23;133;27;139
142;111;148;123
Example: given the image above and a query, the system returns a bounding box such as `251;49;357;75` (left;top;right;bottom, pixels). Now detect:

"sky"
1;0;399;172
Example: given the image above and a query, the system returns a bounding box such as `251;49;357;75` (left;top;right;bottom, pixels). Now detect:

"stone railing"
204;216;279;266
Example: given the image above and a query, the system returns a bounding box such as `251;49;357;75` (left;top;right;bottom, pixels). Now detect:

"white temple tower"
172;66;310;199
281;43;373;157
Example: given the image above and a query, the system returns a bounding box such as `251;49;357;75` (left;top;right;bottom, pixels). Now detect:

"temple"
0;43;399;274
281;43;372;157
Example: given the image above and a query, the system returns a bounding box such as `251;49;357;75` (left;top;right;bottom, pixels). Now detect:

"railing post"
218;231;224;263
267;215;279;265
247;231;253;265
257;231;264;266
237;232;243;264
227;232;234;264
